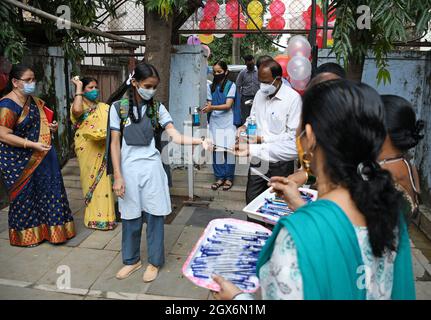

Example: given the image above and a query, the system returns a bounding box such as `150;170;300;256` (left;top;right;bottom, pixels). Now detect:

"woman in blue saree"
213;80;415;300
0;64;75;247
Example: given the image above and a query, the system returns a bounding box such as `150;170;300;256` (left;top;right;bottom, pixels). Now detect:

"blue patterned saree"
0;97;75;246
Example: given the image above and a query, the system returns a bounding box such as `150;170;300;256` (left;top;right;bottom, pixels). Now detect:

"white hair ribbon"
126;70;135;86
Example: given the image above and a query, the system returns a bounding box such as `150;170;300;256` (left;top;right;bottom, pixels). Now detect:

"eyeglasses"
298;129;306;139
17;78;36;84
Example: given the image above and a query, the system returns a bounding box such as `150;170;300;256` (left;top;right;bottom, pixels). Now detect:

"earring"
302;151;314;174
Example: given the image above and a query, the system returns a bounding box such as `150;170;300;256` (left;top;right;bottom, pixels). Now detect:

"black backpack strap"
106;100;128;176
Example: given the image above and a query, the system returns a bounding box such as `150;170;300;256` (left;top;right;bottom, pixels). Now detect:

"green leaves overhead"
0;0;120;62
330;0;431;84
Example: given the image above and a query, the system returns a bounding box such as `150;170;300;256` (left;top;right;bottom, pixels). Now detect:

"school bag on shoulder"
105;98;172;186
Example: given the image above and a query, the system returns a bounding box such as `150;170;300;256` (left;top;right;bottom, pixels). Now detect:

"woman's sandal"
211;180;225;190
222;180;233;191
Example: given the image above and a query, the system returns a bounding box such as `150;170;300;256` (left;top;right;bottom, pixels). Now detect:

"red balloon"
226;0;239;19
328;6;336;22
203;0;220;18
268;16;285;30
0;73;8;91
303;5;324;29
269;0;286;17
200;18;216;30
306;4;323;18
274;55;290;78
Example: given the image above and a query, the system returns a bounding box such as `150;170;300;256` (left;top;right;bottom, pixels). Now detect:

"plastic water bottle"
247;114;257;144
192;107;200;127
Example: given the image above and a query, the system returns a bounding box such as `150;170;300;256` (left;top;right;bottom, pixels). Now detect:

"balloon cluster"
276;35;312;94
246;1;263;30
268;0;286;30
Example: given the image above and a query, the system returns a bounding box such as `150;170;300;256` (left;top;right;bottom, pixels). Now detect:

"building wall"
318;49;431;205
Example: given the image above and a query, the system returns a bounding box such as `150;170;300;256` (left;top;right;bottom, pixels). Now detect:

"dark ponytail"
381;94;425;153
127;62;160;124
302;80;404;257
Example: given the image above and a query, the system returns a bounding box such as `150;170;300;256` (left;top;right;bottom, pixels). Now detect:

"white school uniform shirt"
207;82;237;149
109;102;173;219
245;83;302;163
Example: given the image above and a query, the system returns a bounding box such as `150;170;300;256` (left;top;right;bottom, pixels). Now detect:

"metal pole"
186;111;194;201
309;0;319;73
322;0;328;48
1;0;145;47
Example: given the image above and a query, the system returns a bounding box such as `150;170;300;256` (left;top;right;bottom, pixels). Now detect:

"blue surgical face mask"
23;82;36;95
137;87;157;101
83;89;99;101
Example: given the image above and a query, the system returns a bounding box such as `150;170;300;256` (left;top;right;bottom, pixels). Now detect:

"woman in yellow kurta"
70;77;116;230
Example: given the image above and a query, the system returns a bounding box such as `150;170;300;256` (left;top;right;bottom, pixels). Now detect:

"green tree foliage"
331;0;431;84
205;33;280;65
0;0;119;63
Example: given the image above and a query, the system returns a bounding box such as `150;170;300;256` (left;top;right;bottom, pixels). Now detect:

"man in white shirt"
235;60;302;205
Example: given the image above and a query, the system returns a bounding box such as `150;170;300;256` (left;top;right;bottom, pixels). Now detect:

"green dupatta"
256;199;416;300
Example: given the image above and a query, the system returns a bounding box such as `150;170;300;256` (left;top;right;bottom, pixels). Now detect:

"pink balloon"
201;45;211;57
287;35;311;58
269;0;286;17
187;35;201;45
290;77;310;91
287;55;312;81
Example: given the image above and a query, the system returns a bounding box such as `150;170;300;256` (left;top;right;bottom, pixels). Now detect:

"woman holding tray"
213;80;415;300
0;64;75;247
71;76;116;230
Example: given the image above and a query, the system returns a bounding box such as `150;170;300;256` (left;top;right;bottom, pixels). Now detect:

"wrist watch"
75;93;83;97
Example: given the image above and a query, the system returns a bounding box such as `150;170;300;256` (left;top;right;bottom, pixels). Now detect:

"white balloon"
218;3;226;18
287;56;312;81
196;7;204;21
289;16;306;30
215;16;232;30
287;35;311;58
214;33;226;38
288;0;306;18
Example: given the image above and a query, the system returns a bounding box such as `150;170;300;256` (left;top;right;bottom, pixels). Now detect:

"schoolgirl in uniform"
107;63;210;282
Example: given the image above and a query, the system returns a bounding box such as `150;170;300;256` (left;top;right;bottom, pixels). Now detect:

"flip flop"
211;180;225;190
222;180;233;191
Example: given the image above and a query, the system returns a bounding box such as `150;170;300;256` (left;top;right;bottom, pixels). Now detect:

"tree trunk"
144;10;173;109
346;54;365;82
232;37;241;64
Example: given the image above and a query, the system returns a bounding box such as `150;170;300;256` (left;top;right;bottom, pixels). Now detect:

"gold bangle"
23;138;28;149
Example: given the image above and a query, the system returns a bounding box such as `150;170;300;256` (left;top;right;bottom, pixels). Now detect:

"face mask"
137;87;157;101
83;89;99;101
23;82;36;95
213;73;225;83
259;78;279;96
296;129;314;175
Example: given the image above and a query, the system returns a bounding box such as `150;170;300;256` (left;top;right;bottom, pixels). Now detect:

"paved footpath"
0;190;430;300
